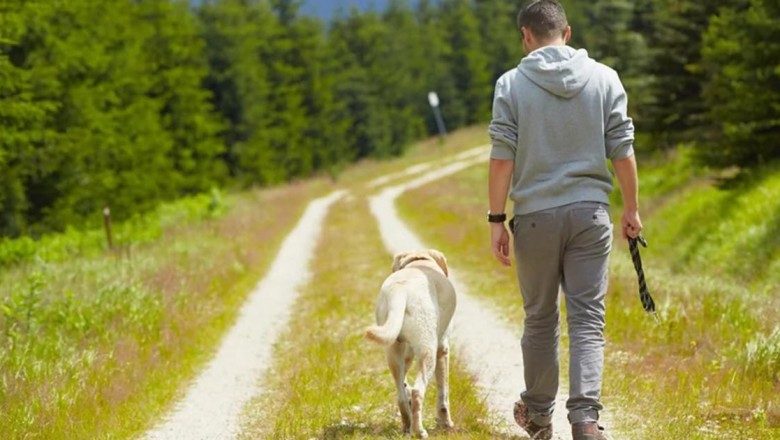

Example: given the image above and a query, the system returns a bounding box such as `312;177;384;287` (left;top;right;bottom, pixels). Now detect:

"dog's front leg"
435;343;454;429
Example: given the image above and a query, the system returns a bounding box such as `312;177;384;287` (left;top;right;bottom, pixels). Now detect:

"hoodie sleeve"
489;74;517;160
604;71;635;160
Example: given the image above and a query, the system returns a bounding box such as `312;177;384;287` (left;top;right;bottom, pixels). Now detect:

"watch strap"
487;212;507;223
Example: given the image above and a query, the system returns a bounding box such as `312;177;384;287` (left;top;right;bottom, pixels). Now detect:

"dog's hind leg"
387;342;412;433
435;340;454;429
410;347;435;439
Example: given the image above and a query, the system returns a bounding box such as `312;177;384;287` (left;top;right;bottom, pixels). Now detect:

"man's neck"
529;39;567;52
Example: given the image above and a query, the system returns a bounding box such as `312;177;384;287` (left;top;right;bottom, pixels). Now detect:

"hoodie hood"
518;45;596;98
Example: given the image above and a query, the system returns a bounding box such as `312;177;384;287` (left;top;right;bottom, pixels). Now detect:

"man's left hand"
490;222;512;266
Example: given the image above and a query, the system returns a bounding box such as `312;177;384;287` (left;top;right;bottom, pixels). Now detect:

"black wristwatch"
487;211;507;223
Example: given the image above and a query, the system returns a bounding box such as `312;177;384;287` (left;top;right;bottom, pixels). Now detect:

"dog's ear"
392;252;408;272
427;249;448;277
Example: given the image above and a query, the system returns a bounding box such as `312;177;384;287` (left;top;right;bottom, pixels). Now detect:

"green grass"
0;181;329;439
396;151;780;439
0;188;228;267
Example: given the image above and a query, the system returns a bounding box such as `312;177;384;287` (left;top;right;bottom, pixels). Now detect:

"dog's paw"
414;428;428;439
436;418;454;430
436;407;454;429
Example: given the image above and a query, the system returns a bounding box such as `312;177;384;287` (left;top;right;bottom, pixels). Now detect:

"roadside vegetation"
0;180;329;439
397;148;780;439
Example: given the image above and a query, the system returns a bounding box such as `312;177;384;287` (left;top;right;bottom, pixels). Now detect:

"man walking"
487;1;642;439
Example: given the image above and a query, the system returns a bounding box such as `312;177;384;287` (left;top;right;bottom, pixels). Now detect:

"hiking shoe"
513;401;553;440
572;422;612;440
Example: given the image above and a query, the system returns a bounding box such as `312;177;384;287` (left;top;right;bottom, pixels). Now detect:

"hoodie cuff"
610;142;634;161
490;143;515;160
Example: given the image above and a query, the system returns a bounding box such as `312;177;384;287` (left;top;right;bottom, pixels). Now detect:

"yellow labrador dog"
365;249;456;438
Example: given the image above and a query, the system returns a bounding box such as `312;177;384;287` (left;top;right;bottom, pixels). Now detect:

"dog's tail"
365;290;406;345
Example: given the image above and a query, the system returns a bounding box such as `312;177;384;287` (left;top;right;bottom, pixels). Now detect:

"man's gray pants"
511;201;612;426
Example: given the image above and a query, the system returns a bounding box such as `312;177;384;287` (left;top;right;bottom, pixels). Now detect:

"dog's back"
366;264;455;348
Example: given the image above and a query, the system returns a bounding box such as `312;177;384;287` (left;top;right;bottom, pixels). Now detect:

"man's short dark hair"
517;0;568;41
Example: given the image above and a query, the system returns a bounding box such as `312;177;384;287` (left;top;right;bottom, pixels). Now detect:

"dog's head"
391;249;449;277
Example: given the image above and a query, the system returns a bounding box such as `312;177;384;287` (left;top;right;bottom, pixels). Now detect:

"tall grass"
396;150;780;439
0;188;228;267
633;156;780;288
0;181;328;439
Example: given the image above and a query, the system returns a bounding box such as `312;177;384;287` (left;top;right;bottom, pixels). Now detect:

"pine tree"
199;0;278;184
137;0;227;194
380;0;427;151
1;0;178;232
644;0;743;148
329;10;396;158
415;0;461;135
0;0;40;236
699;0;779;167
475;0;522;84
580;0;651;125
289;15;352;174
263;0;320;179
437;0;492;126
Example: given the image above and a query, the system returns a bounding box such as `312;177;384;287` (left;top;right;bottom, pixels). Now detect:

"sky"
300;0;415;22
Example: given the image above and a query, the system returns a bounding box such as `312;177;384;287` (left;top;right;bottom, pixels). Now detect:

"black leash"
627;234;658;320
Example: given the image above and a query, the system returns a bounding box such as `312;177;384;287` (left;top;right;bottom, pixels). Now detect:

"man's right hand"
491;222;512;266
621;209;643;239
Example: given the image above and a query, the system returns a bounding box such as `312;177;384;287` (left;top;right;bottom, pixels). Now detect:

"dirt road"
145;146;605;439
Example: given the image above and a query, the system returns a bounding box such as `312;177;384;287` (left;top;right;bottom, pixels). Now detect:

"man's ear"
564;26;572;44
427;249;449;277
521;26;532;46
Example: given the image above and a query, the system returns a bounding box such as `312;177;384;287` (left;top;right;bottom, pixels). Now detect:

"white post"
428;91;447;141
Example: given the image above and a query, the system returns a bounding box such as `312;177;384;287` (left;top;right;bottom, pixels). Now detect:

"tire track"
144;190;346;440
368;156;573;439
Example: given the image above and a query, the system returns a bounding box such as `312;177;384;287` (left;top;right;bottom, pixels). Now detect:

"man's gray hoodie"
489;45;634;215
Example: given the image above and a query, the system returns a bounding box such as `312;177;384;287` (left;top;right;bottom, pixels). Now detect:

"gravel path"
368;151;572;439
144;190;346;440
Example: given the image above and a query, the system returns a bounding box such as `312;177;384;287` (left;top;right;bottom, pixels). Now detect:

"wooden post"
103;206;114;250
